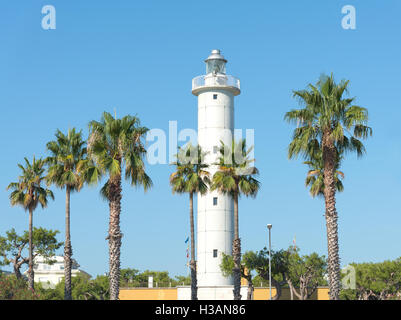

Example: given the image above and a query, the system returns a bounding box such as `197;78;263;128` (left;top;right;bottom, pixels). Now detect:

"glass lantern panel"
206;60;226;74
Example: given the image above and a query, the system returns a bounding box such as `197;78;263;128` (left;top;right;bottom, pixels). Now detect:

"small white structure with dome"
23;255;91;289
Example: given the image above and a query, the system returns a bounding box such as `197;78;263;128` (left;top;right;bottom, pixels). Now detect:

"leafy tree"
83;275;110;300
35;281;62;300
136;270;173;287
221;248;290;300
285;247;327;300
285;74;372;299
221;251;260;300
85;112;152;300
340;258;401;300
0;228;62;279
248;248;288;300
211;139;260;300
46;128;87;300
173;275;191;287
223;247;327;300
120;268;140;286
6;157;54;290
170;144;210;300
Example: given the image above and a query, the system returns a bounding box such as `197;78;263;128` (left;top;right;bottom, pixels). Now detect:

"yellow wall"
253;288;277;300
253;288;329;300
317;287;330;300
119;288;177;300
119;287;329;300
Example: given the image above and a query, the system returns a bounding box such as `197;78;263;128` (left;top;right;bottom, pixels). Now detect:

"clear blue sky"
1;1;400;278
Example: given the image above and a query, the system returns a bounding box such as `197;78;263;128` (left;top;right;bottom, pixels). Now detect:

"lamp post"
267;224;272;300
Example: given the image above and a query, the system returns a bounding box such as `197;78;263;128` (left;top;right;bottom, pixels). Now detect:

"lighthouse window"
213;146;219;154
207;59;226;74
213;249;218;258
213;197;218;206
213;94;218;100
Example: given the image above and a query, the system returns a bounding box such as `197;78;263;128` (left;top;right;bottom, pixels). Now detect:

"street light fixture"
267;224;272;300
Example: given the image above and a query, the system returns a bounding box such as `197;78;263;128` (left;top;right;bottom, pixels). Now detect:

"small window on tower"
213;249;218;258
213;197;218;206
213;146;219;154
213;94;218;100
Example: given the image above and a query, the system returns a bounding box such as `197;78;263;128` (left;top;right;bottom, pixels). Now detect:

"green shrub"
0;273;40;300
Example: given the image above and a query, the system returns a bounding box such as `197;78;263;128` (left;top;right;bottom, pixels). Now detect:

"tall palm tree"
211;139;260;300
6;157;54;290
86;111;152;300
304;149;344;198
170;144;210;300
285;74;372;299
46;128;86;300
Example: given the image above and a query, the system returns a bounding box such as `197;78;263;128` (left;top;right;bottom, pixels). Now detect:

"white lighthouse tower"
192;50;241;298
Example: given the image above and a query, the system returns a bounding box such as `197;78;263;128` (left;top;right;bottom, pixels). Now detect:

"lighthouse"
192;50;241;296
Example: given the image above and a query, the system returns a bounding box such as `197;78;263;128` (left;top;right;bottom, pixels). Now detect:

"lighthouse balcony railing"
192;74;240;91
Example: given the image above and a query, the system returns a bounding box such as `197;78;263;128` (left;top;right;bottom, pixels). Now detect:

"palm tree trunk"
108;176;122;300
232;191;242;300
28;208;34;291
189;192;197;300
323;132;341;300
64;186;73;300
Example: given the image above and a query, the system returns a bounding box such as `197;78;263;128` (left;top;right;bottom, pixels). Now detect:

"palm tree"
211;139;260;300
46;128;86;300
6;157;54;290
285;74;372;299
304;149;344;198
86;111;152;300
170;144;210;300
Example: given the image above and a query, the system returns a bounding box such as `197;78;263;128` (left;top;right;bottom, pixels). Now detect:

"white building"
192;50;242;299
24;255;91;289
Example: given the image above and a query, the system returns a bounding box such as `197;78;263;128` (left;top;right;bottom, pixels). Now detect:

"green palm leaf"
285;73;372;300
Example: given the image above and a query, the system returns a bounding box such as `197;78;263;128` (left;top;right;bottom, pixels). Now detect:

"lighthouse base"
177;286;249;300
